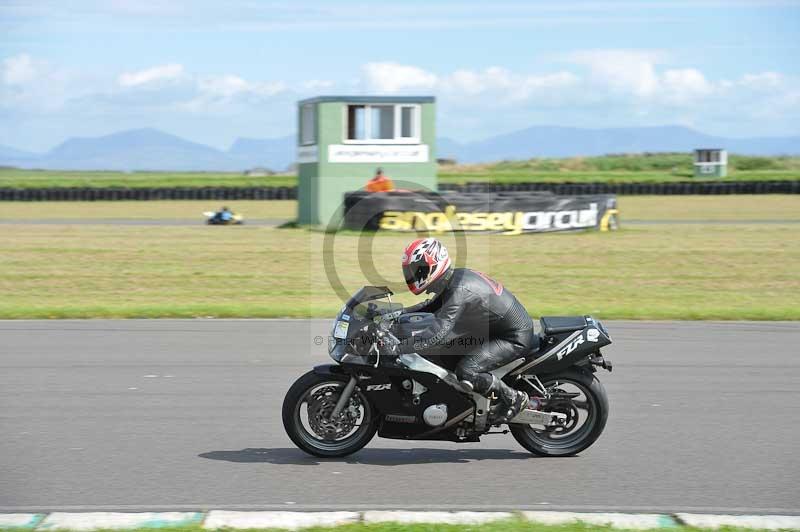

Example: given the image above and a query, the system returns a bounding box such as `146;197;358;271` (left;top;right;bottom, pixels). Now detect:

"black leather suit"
400;268;534;399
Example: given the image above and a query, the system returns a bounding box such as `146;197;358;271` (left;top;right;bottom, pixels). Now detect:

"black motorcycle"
283;286;613;458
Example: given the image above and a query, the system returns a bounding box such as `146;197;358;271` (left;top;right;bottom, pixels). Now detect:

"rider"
216;206;233;222
365;168;395;193
399;237;533;423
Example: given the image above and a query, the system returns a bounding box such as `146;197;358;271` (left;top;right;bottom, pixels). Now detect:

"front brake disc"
307;386;360;441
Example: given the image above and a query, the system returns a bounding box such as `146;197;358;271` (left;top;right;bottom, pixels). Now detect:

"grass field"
0;197;797;320
2;154;799;188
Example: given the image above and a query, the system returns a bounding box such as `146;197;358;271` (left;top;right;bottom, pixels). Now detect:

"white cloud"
661;68;713;102
443;67;578;100
173;74;287;113
716;71;798;120
112;66;289;114
361;62;578;103
568;49;664;97
444;69;488;95
116;63;292;106
2;54;38;85
737;71;784;89
362;62;438;93
565;49;719;105
0;53;80;112
351;58;799;139
118;63;185;87
356;57;800;134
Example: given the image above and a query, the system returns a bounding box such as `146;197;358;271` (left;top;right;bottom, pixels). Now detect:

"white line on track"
0;514;43;528
37;512;202;531
203;511;358;530
676;513;800;530
523;511;677;529
363;511;513;525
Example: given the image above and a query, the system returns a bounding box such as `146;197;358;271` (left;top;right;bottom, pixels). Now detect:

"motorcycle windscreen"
346;286;393;308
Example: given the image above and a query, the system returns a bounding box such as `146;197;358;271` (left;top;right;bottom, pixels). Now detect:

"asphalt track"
1;320;798;514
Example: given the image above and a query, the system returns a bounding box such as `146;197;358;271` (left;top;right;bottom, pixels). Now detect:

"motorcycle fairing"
339;363;475;441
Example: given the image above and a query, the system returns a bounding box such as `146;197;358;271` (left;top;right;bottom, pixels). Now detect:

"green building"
693;148;728;178
296;96;437;226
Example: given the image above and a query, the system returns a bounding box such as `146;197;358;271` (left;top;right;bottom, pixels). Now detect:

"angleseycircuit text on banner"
343;191;619;235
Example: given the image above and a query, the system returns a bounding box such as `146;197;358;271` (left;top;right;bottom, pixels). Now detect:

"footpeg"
509;408;568;426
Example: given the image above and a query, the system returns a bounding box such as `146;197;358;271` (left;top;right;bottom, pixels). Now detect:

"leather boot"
490;378;529;424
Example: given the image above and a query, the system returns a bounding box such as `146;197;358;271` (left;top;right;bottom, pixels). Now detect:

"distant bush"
732;156;779;171
587;153;692;172
528;159;562;172
437;152;800;183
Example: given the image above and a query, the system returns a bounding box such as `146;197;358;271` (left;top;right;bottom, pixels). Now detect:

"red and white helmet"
401;238;452;295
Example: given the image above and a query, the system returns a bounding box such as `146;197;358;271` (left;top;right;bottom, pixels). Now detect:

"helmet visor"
403;261;430;287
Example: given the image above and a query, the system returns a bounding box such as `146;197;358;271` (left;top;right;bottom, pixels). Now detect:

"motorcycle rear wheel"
282;370;378;458
510;369;608;457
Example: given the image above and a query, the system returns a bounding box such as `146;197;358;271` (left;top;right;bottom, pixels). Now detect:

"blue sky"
1;0;799;151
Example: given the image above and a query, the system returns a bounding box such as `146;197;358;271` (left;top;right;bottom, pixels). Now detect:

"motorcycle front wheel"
510;369;608;457
282;370;378;458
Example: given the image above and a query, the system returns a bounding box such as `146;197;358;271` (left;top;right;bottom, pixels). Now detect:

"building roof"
297;95;435;105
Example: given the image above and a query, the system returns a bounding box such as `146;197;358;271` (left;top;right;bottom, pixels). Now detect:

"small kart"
203;211;244;225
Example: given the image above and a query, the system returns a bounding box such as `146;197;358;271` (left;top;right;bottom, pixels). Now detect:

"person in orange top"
365;168;395;193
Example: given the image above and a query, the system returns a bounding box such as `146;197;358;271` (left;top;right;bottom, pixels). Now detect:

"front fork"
329;375;357;418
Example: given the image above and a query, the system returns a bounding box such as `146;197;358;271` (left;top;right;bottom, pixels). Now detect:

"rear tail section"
509;315;611;376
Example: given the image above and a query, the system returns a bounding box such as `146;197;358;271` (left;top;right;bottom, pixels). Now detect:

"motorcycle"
283;286;613;458
203;211;244;225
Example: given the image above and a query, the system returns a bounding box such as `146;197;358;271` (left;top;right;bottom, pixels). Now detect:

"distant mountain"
38;128;239;171
1;125;798;171
0;129;296;172
437;126;800;162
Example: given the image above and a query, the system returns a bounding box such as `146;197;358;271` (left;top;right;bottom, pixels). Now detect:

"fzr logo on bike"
556;335;585;360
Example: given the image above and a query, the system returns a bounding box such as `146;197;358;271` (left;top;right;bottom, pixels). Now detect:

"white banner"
297;145;318;163
328;144;429;163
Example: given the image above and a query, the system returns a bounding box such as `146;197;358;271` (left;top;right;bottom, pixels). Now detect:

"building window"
347;105;365;140
300;104;316;145
372;105;394;139
345;103;420;143
400;106;415;138
696;149;724;164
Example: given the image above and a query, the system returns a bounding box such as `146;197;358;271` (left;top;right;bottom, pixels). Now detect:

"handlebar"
363;320;401;368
